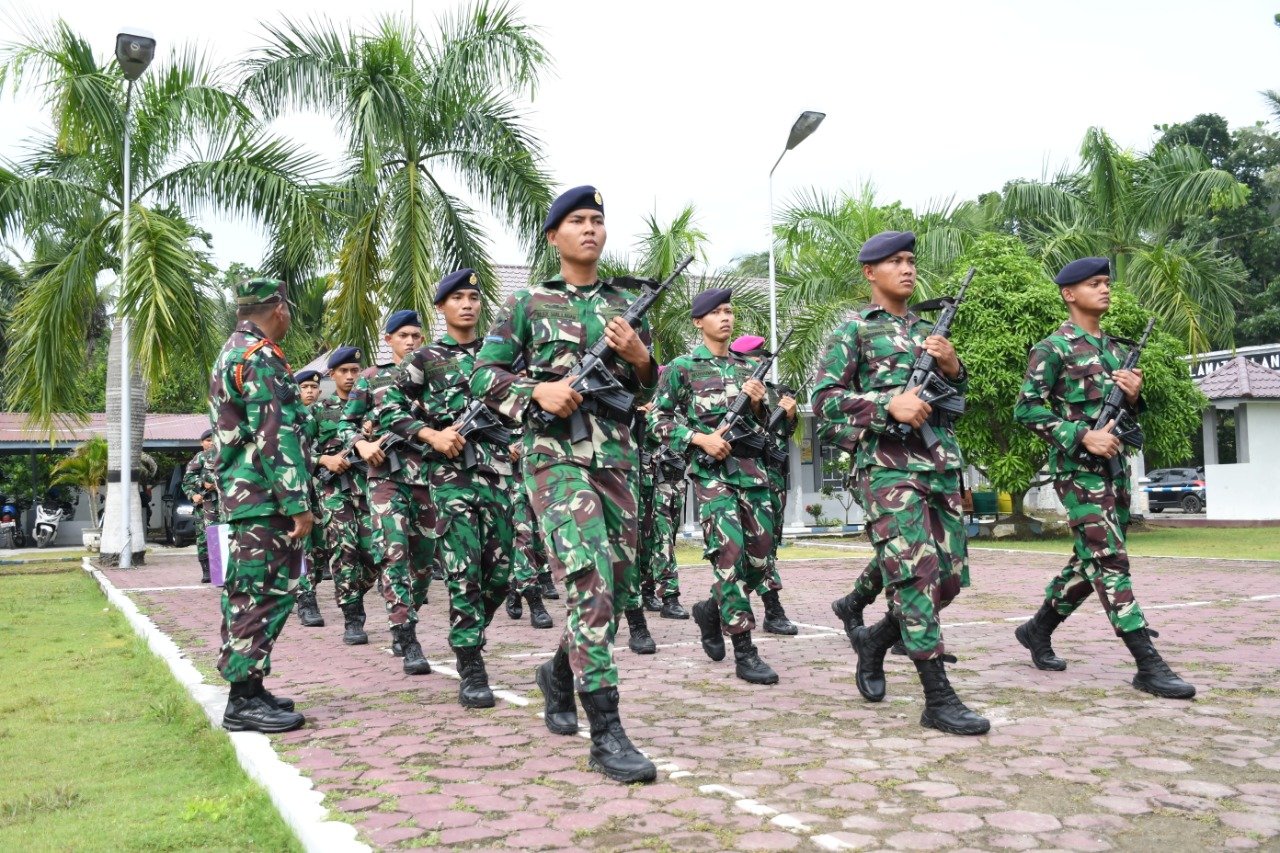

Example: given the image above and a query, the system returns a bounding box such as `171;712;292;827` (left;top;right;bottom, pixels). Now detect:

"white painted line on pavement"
813;834;862;850
736;799;777;816
772;813;814;832
791;621;842;633
118;584;210;591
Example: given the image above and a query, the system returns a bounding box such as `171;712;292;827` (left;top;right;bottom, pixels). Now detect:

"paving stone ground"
102;547;1280;852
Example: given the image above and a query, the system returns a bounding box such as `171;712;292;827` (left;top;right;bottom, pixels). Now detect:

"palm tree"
51;436;108;526
1000;127;1249;353
0;20;327;563
241;2;554;354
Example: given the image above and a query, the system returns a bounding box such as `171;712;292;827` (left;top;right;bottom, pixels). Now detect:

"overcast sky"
2;0;1277;273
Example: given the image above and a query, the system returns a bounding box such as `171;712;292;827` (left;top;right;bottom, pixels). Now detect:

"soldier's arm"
1014;343;1084;452
811;322;893;451
647;364;696;454
628;316;659;403
472;294;537;423
240;356;310;517
378;353;431;440
180;456;202;499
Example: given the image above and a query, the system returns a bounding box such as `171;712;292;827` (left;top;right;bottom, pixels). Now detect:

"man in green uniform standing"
473;185;657;784
182;428;217;583
291;368;327;628
208;276;311;733
380;269;516;708
812;231;988;736
650;290;780;685
1013;257;1194;699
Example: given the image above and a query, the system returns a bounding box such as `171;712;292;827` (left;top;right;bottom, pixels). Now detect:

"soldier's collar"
1061;321;1105;343
860;303;920;323
437;332;480;350
691;343;743;362
542;274;605;297
235;319;272;341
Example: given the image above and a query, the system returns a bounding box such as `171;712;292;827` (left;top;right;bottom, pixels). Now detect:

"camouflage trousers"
850;556;885;600
218;515;303;684
858;466;969;660
194;500;211;564
434;475;514;648
321;484;377;608
694;478;773;635
645;478;685;599
370;478;436;628
754;481;786;596
1046;470;1147;635
528;462;637;693
509;463;546;594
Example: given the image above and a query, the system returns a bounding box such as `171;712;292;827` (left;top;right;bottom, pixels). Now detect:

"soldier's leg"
617;469;656;655
406;483;435;613
478;478;514;626
728;486;779;684
757;485;797;635
438;483;484;649
327;492;368;645
652;483;687;618
693;479;756;640
373;479;431;674
833;555;885;646
194;510;210;582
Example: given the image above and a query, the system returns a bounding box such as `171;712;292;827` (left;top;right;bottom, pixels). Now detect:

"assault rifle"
529;255;694;442
695;329;795;473
427;399;512;470
1077;318;1156;477
886;267;974;448
762;384;798;470
317;440;370;486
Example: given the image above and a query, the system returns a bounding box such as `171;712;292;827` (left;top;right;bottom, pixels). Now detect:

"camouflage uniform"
181;448;217;573
1013;321;1147;635
811;304;970;661
379;335;513;649
508;449;546;594
312;393;377;608
647;473;686;599
209;319;309;685
472;275;656;693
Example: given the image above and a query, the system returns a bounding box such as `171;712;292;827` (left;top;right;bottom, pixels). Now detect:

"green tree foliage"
50;436;107;522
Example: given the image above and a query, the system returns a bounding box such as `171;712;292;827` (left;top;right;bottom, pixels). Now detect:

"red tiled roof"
0;413;209;447
1196;356;1280;401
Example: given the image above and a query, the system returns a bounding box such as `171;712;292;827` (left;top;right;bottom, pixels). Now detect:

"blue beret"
200;428;214;441
434;268;480;304
858;231;916;264
293;369;320;385
384;309;421;335
544;185;604;232
326;346;362;370
1054;257;1111;286
691;288;732;319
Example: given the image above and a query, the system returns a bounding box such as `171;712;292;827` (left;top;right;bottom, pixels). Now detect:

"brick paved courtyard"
103;548;1280;852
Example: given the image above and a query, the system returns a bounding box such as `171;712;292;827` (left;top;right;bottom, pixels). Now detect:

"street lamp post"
114;28;156;569
766;111;825;381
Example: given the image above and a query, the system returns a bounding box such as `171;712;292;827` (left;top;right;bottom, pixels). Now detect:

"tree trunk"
99;323;147;565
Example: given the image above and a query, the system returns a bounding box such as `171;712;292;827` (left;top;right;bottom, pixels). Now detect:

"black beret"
384;310;421;335
857;230;917;264
293;369;320;385
1054;257;1111;286
434;268;480;304
544;185;603;232
326;346;362;370
691;288;732;319
200;428;214;441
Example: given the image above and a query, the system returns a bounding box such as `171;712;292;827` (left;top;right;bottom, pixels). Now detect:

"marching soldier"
811;231;988;736
1013;257;1194;699
182;428;217;583
292;368;327;628
612;407;657;654
208;276;311;734
341;311;434;676
473;185;658;784
649;290;780;686
380;269;515;708
505;435;555;629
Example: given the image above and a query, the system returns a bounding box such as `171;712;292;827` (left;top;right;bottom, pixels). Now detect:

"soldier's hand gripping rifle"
886;267;975;448
316;440;370;486
763;383;799;470
695;329;795;472
427;399;513;470
1077;317;1156;478
529;255;694;443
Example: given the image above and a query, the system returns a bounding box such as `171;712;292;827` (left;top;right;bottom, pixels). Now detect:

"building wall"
1206;402;1280;521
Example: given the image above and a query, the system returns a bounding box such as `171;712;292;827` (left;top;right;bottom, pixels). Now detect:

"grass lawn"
0;563;299;851
969;525;1280;562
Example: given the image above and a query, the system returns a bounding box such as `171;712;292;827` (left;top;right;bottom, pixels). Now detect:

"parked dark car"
161;464;198;546
1141;467;1206;514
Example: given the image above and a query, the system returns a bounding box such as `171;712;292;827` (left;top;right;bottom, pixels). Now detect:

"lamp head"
785;111;826;150
115;28;156;81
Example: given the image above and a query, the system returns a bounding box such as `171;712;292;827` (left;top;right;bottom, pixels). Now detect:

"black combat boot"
258;684;296;712
199;555;211;584
535;648;578;734
831;590;876;646
391;624;431;675
578;687;657;783
296;590;325;628
691;598;726;662
504;586;523;620
731;631;779;685
642;586;662;612
524;586;553;629
1121;628;1196;699
431;563;444;581
453;645;496;708
915;657;990;735
851;612;900;702
222;680;304;733
625;608;656;654
341;601;368;646
539;572;559;600
1015;602;1067;671
761;590;798;635
660;594;689;620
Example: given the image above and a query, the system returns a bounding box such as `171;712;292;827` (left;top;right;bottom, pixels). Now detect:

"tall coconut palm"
0;20;327;563
1000;127;1249;353
241;2;554;354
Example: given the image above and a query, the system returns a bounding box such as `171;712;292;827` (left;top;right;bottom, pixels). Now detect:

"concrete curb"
82;557;369;853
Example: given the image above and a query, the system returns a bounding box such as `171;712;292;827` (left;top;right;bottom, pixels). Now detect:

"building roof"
1196;355;1280;401
0;413;209;452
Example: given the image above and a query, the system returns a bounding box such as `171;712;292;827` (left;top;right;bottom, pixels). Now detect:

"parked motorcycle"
33;493;75;548
0;496;24;549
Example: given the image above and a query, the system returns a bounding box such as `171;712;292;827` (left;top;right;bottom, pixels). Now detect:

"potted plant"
50;437;108;551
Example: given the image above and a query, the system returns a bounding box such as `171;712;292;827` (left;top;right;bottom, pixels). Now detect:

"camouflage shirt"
312;392;367;493
208;320;310;521
181;448;217;502
648;344;768;489
341;363;428;486
471;275;656;473
379;334;513;483
811;304;967;473
1014;320;1141;475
